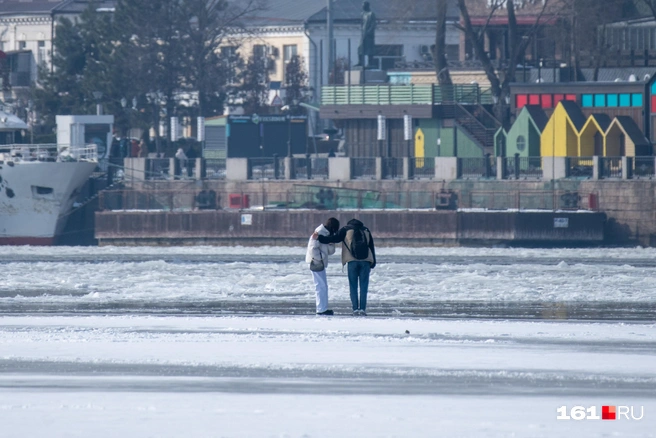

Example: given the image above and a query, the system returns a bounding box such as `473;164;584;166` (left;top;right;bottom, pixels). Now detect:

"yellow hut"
578;114;611;157
605;116;652;157
540;101;586;157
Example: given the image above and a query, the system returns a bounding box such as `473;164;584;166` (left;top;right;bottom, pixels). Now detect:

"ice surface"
1;246;655;437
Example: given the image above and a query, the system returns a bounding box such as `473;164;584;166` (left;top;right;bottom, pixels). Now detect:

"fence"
600;157;622;179
567;157;594;179
290;157;329;180
504;156;543;179
460;156;495;179
382;157;403;179
249;157;284;180
410;157;434;179
351;157;377;179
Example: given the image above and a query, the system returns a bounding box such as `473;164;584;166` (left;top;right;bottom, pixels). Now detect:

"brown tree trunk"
435;0;452;85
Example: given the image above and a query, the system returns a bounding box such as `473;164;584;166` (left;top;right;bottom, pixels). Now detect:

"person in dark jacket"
312;218;376;316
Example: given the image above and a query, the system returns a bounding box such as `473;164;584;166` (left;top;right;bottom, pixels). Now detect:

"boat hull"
0;160;97;245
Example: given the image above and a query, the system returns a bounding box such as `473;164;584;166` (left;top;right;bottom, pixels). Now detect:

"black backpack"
349;227;369;260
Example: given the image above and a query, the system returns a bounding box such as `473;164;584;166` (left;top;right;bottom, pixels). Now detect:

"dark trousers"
347;261;371;311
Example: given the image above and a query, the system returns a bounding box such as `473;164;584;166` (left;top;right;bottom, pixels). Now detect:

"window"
221;46;238;85
18;41;26;50
516;135;526;152
528;94;540;105
632;93;643;107
516;94;528;109
283;45;297;83
37;41;46;65
607;94;618;107
594;94;606;107
619;94;631;107
540;94;552;108
582;94;593;107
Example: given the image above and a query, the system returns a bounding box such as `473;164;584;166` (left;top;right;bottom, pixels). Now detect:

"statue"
357;1;376;68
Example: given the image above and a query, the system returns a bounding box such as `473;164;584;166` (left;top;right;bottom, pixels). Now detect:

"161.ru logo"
557;405;644;420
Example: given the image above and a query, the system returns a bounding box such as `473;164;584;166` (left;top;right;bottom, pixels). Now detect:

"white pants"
312;269;329;313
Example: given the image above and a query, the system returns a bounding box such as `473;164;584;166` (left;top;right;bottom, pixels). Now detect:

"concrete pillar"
622;156;633;180
375;157;383;180
169;158;176;179
542;157;567;180
124;158;146;181
284;157;293;180
226;158;249;180
592;156;601;180
402;157;411;179
193;158;202;180
328;157;351;181
435;157;458;180
496;156;504;180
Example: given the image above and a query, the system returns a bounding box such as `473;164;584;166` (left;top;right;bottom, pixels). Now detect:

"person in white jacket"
306;217;340;315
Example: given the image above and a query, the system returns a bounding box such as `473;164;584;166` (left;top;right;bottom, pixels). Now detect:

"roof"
53;0;116;14
578;67;656;83
613;116;650;146
0;0;64;15
307;0;459;24
0;0;116;16
559;100;586;131
243;0;325;26
0;111;28;131
522;105;548;132
588;113;612;132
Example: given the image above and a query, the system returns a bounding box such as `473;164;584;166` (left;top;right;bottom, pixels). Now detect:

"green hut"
505;105;548;157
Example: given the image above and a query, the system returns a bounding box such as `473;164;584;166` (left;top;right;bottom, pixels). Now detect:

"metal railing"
249;157;284;180
460;156;495;179
410;157;434;179
567;157;594;179
601;157;622;179
504;156;543;179
0;143;98;163
205;158;226;180
634;156;655;178
382;157;403;179
321;84;488;106
351;157;376;179
290;156;329;180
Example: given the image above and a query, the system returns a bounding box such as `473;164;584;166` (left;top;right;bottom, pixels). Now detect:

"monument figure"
357;1;376;68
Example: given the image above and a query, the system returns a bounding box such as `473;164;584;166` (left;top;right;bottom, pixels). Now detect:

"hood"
347;219;364;228
315;223;330;236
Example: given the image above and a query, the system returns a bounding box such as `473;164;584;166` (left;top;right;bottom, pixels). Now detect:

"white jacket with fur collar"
305;224;335;266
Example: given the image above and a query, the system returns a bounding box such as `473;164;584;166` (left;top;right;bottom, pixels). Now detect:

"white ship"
0;144;98;245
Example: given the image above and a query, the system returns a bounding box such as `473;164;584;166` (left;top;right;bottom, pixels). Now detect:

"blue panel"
632;93;643;107
606;94;618;107
619;94;631;107
582;94;593;107
594;94;606;107
651;82;656;94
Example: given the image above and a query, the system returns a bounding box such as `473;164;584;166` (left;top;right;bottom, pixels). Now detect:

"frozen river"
1;246;655;437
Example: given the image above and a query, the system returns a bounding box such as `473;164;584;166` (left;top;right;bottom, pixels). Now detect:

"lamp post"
92;91;103;115
285;99;299;158
147;91;165;156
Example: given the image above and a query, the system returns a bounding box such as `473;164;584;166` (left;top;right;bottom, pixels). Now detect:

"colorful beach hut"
578;113;611;157
541;101;587;157
606;116;652;156
506;105;548;157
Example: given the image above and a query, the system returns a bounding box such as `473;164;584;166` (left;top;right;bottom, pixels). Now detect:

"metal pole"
327;0;333;85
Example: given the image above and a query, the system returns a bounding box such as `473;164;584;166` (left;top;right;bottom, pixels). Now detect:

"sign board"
196;117;205;142
377;115;386;141
554;218;569;228
403;114;413;141
241;214;252;226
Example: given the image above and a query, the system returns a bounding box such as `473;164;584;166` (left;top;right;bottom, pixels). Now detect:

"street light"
92;91;103;115
284;99;299;157
146;91;165;156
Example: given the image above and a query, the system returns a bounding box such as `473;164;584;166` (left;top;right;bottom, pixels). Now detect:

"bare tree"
435;0;453;85
456;0;560;127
